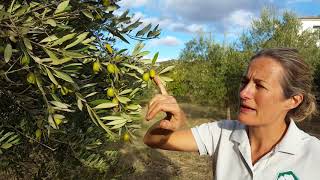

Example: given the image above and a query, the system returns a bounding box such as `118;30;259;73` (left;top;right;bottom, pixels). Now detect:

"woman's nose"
240;83;253;100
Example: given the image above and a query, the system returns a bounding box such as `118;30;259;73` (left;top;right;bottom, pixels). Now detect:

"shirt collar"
230;120;307;155
230;122;247;144
275;119;307;155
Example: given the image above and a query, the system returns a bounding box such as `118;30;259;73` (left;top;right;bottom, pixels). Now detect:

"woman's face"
238;56;292;126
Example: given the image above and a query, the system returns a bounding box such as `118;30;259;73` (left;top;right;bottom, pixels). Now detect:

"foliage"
179;36;211;61
168;8;320;118
168;38;247;115
240;7;320;98
0;0;171;178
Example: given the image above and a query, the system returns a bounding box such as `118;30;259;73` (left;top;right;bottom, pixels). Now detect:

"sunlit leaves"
0;0;169;154
4;43;12;63
51;33;76;47
117;96;130;104
40;35;58;43
54;0;70;14
105;44;113;54
64;32;89;49
121;63;144;74
46;19;57;27
136;23;151;37
152;52;159;65
53;70;74;83
82;10;94;20
93;103;118;109
23;38;32;50
0;131;20;154
159;65;175;74
46;67;59;85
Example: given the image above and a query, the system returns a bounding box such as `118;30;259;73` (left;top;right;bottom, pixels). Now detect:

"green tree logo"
277;171;299;180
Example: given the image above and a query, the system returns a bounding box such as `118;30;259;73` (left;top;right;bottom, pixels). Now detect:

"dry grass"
118;103;223;180
117;103;320;180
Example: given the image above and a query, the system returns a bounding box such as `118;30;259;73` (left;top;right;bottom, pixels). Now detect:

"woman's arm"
143;122;198;151
143;76;198;152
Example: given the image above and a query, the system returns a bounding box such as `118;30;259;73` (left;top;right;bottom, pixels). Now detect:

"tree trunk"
226;106;231;120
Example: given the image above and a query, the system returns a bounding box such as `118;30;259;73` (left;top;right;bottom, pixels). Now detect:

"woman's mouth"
240;104;256;113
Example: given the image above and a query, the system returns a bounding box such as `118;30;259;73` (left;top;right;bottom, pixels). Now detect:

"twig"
3;66;34;75
3;125;56;151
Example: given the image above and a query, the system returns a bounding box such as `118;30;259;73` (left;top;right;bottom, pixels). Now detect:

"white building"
299;17;320;31
299;17;320;47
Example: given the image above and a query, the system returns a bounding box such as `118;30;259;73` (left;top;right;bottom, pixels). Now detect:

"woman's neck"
247;119;289;164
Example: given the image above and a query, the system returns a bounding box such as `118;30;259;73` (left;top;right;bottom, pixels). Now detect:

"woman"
144;48;320;180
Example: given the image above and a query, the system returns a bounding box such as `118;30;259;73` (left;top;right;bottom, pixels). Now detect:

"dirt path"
119;104;223;180
118;103;320;180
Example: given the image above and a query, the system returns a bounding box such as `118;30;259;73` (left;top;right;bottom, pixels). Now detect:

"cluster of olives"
142;69;156;82
92;61;116;74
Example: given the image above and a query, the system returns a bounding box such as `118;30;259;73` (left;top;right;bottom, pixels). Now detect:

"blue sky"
114;0;320;61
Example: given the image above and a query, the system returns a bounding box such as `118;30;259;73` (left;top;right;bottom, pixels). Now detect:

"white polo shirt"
191;120;320;180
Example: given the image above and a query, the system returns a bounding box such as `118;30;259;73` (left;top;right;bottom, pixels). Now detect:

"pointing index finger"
153;75;168;95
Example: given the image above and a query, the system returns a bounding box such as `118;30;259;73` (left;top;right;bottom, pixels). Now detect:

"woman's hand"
143;76;198;152
145;76;186;131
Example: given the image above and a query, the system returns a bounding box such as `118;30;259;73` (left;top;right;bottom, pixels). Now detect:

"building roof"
299;16;320;20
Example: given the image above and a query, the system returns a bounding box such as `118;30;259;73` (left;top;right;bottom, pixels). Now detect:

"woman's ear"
288;94;304;110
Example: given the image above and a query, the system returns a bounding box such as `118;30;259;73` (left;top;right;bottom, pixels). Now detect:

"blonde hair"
251;48;317;122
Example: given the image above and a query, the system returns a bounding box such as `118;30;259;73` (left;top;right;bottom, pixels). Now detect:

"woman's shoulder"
195;120;245;132
303;133;320;150
217;120;245;129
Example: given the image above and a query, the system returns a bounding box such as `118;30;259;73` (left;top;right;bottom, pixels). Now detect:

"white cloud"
157;0;293;34
287;0;312;4
215;10;256;41
149;36;182;46
157;57;173;62
117;0;297;36
163;0;262;22
144;55;175;62
131;11;145;21
170;23;206;33
118;0;148;8
130;12;207;34
225;10;254;28
141;17;172;27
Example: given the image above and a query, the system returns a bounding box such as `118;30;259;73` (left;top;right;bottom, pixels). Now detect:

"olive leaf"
40;35;58;43
53;70;74;83
46;19;57;27
93;103;118;109
54;0;69;14
23;38;32;50
82;10;94;20
64;32;89;49
4;43;12;63
100;116;124;121
152;52;159;65
51;33;76;47
159;65;175;74
45;67;59;85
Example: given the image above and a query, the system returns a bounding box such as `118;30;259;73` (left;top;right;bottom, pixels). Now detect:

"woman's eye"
241;80;248;85
256;84;264;89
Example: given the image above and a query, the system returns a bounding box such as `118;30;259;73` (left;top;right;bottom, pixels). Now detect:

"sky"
114;0;320;62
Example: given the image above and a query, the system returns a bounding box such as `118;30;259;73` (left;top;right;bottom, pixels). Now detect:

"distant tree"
170;7;320;119
179;35;211;61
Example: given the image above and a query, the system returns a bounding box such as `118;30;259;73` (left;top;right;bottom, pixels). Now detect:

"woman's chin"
237;113;256;125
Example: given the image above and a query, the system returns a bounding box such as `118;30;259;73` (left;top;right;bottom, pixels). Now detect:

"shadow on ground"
118;140;181;180
117;104;214;180
179;103;236;120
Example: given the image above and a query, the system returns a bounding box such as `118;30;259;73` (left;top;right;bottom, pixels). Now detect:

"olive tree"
0;0;170;178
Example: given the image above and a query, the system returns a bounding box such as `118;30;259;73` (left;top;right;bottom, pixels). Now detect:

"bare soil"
119;103;223;180
118;103;320;180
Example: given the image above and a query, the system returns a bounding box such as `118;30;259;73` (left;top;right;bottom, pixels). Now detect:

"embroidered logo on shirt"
277;171;299;180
